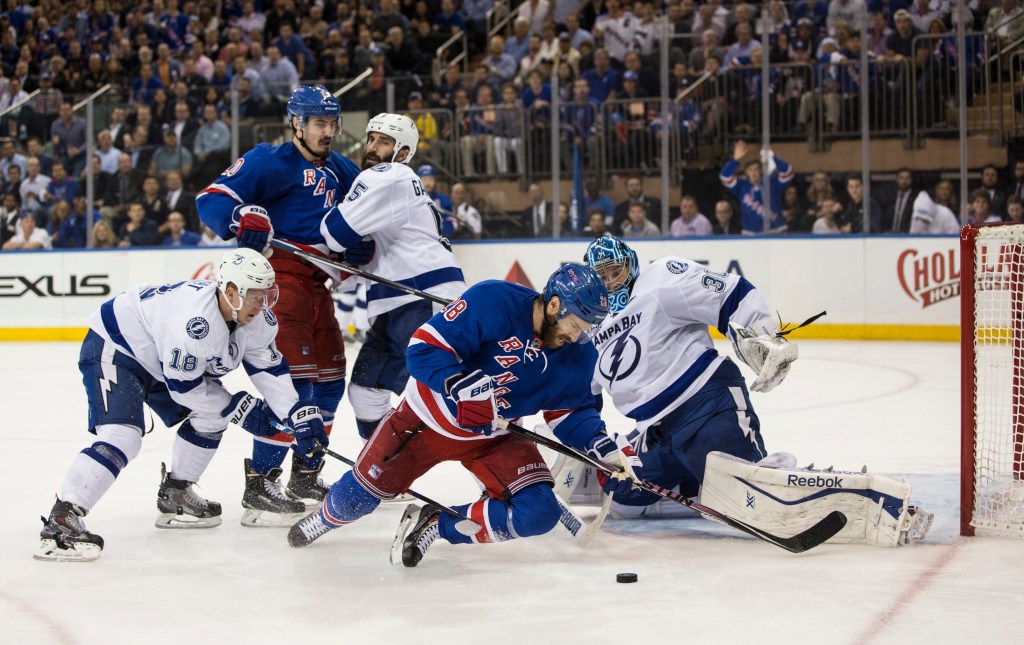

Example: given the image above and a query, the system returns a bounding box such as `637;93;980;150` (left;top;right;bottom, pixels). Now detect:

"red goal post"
961;223;1024;538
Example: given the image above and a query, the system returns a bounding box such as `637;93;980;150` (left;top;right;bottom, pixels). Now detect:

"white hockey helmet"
217;248;279;316
365;113;418;164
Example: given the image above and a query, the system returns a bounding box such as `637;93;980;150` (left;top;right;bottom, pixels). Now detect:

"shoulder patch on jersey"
371;163;392;172
186;317;210;339
666;260;688;274
263;308;278;326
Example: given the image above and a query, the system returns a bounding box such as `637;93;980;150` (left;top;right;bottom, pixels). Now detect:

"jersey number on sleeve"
168;348;198;372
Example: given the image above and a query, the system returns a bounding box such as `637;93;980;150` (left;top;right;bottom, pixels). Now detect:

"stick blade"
771;510;848;554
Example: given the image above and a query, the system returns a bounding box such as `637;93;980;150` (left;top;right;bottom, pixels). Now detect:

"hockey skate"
285;452;328;503
391;503;442;567
241;458;307;527
35;499;104;562
155;463;223;529
287;508;337;547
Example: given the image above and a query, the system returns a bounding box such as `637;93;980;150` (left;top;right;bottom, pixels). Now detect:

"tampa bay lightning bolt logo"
701;272;726;292
598;332;641;386
263;308;278;326
371;163;392;172
186;317;210;339
228;342;238;359
666;260;688;274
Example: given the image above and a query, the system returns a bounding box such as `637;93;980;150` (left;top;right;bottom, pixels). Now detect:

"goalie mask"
584;234;639;313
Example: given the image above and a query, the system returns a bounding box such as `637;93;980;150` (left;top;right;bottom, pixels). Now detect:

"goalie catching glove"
729;319;798;393
445;370;497;434
586;433;644;496
288;402;328;467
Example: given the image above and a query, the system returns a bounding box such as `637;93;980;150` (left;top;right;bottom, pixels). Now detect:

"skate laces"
263;475;291;502
299;513;332;541
415;514;441;554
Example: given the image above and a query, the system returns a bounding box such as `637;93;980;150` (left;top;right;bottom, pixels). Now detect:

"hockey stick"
269;239;450;306
333;67;374;99
495;419;847;554
319;446;480;528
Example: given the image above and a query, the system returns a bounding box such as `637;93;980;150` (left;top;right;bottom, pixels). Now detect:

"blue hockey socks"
320;471;381;526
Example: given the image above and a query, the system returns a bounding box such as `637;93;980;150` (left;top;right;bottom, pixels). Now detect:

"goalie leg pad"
550;454;604;506
700;452;931;547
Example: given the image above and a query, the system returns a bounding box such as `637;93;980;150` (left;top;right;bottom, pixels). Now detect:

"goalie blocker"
701;451;933;547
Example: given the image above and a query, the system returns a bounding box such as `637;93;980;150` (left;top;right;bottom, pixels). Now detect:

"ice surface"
2;340;1022;645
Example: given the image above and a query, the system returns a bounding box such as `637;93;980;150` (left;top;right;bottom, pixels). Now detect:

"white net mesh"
970;226;1024;538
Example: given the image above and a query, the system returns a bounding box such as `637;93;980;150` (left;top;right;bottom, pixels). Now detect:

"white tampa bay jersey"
589;257;774;431
320;162;466;317
85;280;298;433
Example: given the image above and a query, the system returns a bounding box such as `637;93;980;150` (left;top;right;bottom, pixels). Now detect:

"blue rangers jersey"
590;258;776;431
196;141;362;249
320;162;465;317
85;280;299;434
404;280;605;449
719;155;794;234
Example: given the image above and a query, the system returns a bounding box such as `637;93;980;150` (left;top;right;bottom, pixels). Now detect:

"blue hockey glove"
444;370;497;435
586;433;644;496
221;391;283;437
288;401;327;467
344;236;376;266
230;204;273;255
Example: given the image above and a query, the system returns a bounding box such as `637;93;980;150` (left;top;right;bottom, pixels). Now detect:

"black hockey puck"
616;572;638;583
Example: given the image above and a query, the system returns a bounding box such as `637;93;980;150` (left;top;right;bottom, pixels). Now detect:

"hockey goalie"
550;234;933;548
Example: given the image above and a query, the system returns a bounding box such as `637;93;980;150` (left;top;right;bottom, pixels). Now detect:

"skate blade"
240;508;307;528
389;504;418;566
380;492;416;505
284;490;326;507
155;513;223;529
34;539;101;562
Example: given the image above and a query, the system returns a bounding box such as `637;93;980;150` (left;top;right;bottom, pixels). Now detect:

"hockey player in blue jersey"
287;264;645;566
579;235;932;546
319;114;466;443
719;139;794;234
196;85;362;521
36;249;328;561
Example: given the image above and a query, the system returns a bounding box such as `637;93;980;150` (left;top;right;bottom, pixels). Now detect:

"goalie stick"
495;420;847;554
318;446;482;530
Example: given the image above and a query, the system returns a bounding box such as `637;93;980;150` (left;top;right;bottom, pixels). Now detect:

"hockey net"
961;223;1024;538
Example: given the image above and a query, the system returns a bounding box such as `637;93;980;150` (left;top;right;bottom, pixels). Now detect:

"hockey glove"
221;391;283;437
344;236;376;266
586;433;644;496
729;320;799;393
230;204;273;255
287;401;328;467
445;370;497;435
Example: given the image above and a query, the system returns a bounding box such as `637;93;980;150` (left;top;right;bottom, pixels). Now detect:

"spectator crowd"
0;0;1022;249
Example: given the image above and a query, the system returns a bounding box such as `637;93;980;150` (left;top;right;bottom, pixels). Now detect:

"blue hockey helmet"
542;262;610;327
417;164;437;177
286;85;341;128
583;234;639;313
